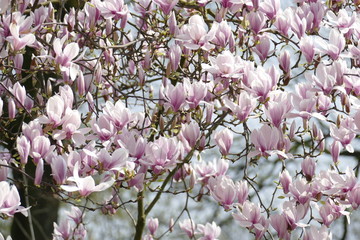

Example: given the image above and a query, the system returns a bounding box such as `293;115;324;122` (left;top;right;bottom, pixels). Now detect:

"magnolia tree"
1;0;360;239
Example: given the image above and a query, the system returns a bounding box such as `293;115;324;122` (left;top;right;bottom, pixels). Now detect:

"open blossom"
178;121;201;150
179;219;196;238
259;0;280;20
141;137;182;174
270;214;290;240
330;120;356;153
211;21;235;50
208;175;237;209
264;93;292;128
162;82;186;112
184;79;207;109
95;0;129;23
317;29;345;60
327;9;356;33
61;162;115;197
30;135;55;164
103;100;131;130
39;95;65;127
177;15;215;51
202;50;243;79
194;158;228;184
289;178;312;204
0;181;28;217
245;66;278;102
6;23;35;51
196;222;221;240
250;124;281;157
233;201;268;234
223;91;257;122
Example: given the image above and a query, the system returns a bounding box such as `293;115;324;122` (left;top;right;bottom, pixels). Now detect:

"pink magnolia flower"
11;82;26;107
348;185;360;209
202;50;244;79
233;201;268;233
274;10;291;36
279;169;292;194
282;201;308;230
178;121;201;150
179;219;196;238
31;135;55;164
0;181;28;217
103;100;131;130
319;199;349;227
22;119;43;141
253;35;271;62
264;93;292;128
6;23;35;51
301;156;316;180
196;222;221;240
194;158;228;184
91;115;116;141
211;21;235;51
245;66;278;102
259;0;280;20
330;120;356;153
236;180;249;205
53;109;89;146
168;44;181;72
270;214;290;240
39;95;65;127
61;162;115;197
247;11;267;34
290;12;307;39
8;98;16;119
168;11;178;35
53;38;79;68
51;155;67;185
17;135;30;165
98;148;134;175
34;158;44;186
208;175;237;209
327;9;356;33
223;91;257;122
184;79;207;109
177;15;215;51
162;83;186;112
53;219;72;240
299;35;316;63
313;168;356;197
317;29;345;60
278;50;291;73
289;178;312;204
147;217;159;236
250;124;281;157
95;0;129;24
141;137;182;174
153;0;178;15
214;128;233;156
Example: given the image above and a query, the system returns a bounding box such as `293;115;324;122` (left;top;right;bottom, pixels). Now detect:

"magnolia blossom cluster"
1;0;360;239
